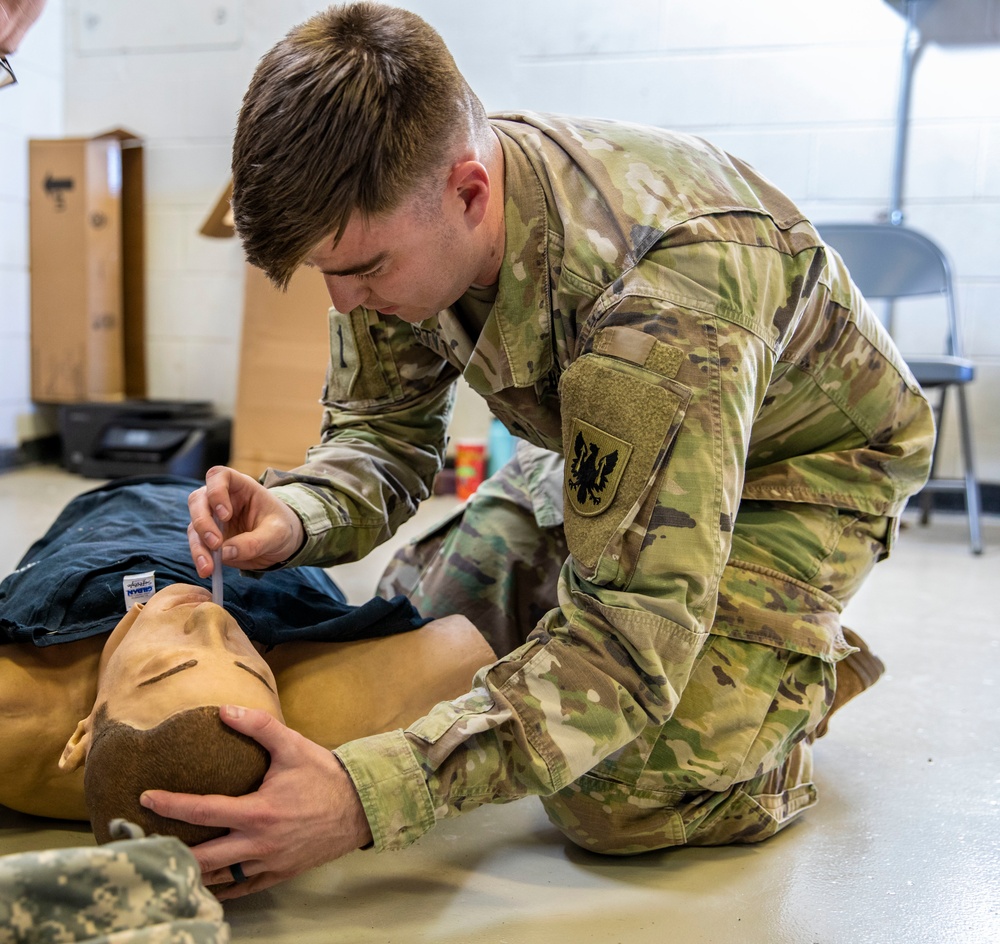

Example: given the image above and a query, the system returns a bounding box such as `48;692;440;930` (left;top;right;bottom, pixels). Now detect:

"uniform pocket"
405;685;500;746
559;353;690;584
679;779;817;846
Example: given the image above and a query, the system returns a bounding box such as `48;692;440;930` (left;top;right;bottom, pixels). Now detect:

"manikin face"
61;583;282;770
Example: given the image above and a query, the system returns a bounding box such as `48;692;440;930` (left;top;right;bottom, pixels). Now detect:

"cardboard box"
201;182;331;478
29;129;146;403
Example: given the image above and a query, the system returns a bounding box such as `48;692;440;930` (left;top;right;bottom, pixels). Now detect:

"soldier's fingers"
187;522;214;577
187;484;224;556
186;833;265;879
139;789;251;834
201;856;259;889
203;867;238;887
216;705;303;756
203;466;235;522
212;869;285;901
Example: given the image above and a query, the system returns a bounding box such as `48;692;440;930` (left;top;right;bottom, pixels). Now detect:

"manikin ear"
97;602;145;675
62;603;148;772
59;714;93;772
111;602;145;635
61;604;147;771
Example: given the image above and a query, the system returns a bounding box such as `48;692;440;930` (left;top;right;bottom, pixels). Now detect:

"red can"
455;440;486;500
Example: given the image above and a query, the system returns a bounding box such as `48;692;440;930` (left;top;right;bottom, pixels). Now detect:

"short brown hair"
85;704;269;846
232;1;489;288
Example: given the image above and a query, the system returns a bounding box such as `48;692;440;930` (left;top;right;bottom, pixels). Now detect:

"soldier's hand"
139;706;373;899
187;466;305;575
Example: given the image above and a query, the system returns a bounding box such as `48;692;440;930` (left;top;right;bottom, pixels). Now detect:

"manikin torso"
0;616;494;821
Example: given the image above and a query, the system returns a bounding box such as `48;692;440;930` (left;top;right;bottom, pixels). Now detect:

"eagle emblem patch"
565;419;632;517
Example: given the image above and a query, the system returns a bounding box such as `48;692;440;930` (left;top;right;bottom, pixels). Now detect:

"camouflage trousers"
379;443;891;854
0;833;227;943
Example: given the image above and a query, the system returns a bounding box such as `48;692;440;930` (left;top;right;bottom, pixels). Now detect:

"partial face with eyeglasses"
0;55;15;89
0;0;48;67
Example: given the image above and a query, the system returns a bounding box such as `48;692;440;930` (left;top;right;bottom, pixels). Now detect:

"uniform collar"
460;126;554;394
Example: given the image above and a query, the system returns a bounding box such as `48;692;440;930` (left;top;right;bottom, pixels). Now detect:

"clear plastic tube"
211;516;224;606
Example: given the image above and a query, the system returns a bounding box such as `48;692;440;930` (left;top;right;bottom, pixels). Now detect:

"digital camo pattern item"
0;834;226;944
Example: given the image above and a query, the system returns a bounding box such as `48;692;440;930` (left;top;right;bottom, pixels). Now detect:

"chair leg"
918;485;933;527
956;386;983;554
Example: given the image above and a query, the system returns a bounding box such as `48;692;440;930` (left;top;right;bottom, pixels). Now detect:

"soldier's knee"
540;774;687;855
540;759;818;854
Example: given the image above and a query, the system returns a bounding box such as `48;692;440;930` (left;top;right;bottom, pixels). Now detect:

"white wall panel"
145;270;243;342
979;122;1000;196
905;123;982;198
0;269;29;340
810;126;899;201
911;45;1000;121
963;283;1000;358
75;0;243;54
1;0;996;478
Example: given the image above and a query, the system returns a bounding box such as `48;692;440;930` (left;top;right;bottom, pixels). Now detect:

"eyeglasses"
0;55;15;89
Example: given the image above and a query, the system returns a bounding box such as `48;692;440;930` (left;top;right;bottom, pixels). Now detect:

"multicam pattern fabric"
378;443;570;659
368;445;892;852
264;113;934;853
0;834;227;944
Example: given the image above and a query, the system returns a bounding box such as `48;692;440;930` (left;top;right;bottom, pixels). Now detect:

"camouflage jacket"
0;835;227;943
266;113;934;850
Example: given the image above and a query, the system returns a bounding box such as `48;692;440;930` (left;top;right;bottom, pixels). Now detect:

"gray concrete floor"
1;465;998;943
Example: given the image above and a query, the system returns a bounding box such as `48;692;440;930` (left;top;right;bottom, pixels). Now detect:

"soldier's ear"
59;714;93;772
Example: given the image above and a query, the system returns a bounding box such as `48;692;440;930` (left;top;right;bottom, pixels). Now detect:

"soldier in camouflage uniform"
0;825;227;944
167;3;934;891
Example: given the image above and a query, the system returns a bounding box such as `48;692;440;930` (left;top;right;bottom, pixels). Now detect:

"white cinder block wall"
2;0;999;486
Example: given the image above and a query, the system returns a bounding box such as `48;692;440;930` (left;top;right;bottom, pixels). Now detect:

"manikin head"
60;583;282;845
232;2;502;321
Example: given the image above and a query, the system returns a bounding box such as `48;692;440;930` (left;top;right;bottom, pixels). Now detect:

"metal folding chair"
818;223;983;554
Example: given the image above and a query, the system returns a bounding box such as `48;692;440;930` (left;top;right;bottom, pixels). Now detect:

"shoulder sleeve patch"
566;419;633;517
560;353;688;580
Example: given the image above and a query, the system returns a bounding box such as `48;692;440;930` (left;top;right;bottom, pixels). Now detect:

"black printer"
59;400;231;479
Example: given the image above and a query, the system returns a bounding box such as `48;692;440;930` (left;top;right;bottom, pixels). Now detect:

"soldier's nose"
324;275;368;313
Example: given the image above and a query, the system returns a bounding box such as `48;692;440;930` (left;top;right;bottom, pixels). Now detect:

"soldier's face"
306;164;499;323
95;583;283;731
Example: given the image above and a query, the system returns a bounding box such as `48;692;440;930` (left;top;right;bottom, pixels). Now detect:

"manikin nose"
184;603;231;642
